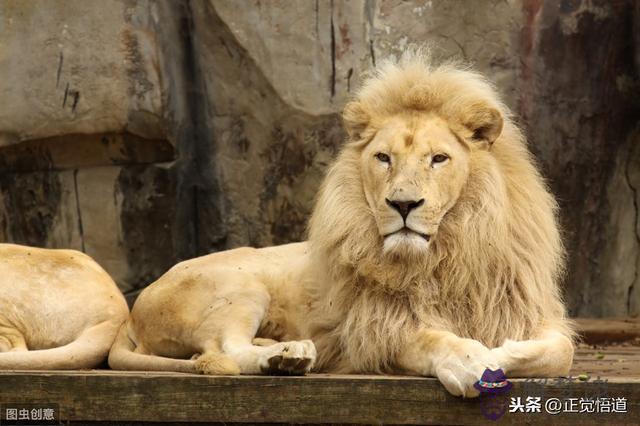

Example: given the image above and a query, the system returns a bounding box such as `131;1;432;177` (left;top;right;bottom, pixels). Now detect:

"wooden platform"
0;320;638;425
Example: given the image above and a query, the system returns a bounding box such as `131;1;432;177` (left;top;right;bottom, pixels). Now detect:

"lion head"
358;112;501;257
310;51;510;268
308;49;571;356
341;53;505;259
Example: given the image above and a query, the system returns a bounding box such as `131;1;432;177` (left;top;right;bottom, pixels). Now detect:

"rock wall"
0;0;637;315
518;0;640;317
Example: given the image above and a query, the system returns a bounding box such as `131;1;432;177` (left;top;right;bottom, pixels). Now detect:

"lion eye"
432;154;449;164
375;152;391;163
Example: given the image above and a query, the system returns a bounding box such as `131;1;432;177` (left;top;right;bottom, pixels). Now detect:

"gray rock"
0;0;166;145
0;0;637;316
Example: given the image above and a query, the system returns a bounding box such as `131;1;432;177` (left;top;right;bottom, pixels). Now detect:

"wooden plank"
0;347;637;424
575;317;640;344
0;369;637;424
572;346;640;379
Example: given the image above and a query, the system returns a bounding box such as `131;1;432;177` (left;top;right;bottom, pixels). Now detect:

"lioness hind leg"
190;278;316;376
192;341;241;375
222;334;316;376
195;320;317;376
193;351;242;375
194;338;316;376
220;307;316;375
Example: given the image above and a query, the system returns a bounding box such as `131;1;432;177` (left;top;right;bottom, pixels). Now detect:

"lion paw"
434;338;499;398
260;340;316;376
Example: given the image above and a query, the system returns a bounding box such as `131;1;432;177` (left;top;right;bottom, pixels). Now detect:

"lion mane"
306;50;574;373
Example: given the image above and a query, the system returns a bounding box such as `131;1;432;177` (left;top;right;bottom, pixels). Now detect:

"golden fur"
307;50;574;372
0;244;129;369
110;49;574;397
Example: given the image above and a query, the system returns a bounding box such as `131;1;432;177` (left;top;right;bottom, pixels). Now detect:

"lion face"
360;113;471;256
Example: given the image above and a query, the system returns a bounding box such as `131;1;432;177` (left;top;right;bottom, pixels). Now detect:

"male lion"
110;51;574;397
0;244;128;369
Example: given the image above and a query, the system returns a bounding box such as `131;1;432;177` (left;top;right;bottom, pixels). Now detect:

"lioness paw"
260;340;316;376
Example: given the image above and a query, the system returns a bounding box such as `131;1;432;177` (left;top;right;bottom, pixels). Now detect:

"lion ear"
465;106;504;146
343;101;370;140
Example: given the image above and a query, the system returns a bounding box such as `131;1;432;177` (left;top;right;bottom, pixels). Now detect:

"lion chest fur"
299;262;433;374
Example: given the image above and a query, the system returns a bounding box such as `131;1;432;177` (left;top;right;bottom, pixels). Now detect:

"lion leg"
490;327;574;377
397;329;499;398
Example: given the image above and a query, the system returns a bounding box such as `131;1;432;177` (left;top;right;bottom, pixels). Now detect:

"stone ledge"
0;133;175;173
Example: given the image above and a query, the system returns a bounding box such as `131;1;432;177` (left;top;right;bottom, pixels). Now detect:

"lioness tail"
108;321;197;373
0;320;119;370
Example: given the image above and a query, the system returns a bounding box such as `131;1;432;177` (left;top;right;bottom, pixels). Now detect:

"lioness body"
128;244;310;360
0;244;128;369
110;51;574;396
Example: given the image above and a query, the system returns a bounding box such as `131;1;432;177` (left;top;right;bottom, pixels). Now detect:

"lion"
0;244;129;369
109;50;575;397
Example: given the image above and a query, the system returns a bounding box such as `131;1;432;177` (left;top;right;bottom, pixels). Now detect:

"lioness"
0;244;128;369
110;51;574;397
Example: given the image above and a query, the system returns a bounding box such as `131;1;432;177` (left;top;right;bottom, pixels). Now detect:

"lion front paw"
434;338;499;398
260;340;317;376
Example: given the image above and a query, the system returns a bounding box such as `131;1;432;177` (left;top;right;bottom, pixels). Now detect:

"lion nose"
385;198;425;221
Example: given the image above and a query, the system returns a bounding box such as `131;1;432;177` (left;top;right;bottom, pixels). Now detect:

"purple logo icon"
475;368;512;421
